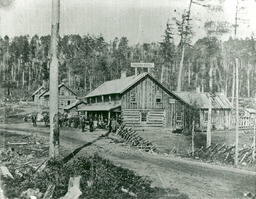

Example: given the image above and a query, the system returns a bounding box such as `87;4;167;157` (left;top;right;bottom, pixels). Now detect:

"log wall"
121;76;184;128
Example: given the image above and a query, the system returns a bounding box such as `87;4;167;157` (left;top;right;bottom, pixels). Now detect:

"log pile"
190;144;256;165
114;125;157;152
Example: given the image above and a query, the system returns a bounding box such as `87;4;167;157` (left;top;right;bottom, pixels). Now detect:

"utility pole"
253;118;255;162
235;58;239;166
206;93;212;147
49;0;60;159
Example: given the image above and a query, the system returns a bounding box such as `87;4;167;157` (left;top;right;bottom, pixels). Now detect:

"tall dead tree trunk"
49;0;60;159
177;0;192;91
188;62;191;88
177;47;185;91
247;65;250;97
160;65;165;83
209;61;213;92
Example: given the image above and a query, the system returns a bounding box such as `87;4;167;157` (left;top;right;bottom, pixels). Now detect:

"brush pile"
114;125;157;152
190;143;256;165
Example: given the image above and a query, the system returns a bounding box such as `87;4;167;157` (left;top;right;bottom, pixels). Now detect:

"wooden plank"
0;166;14;179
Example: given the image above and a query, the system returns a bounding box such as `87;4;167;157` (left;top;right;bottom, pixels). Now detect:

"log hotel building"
79;72;232;130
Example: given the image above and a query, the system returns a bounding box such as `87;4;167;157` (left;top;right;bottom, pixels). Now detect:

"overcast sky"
1;0;256;44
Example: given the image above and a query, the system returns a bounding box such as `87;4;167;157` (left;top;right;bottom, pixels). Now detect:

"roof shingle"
173;92;233;110
86;73;148;97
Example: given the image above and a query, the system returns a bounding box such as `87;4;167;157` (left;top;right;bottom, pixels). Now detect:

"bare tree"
49;0;60;159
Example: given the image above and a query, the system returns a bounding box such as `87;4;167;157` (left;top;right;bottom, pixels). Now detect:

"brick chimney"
196;87;200;93
121;70;127;78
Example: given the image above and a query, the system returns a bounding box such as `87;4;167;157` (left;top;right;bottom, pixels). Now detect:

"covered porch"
78;103;121;127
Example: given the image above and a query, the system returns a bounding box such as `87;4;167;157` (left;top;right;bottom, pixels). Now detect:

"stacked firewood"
114;125;157;152
191;144;256;165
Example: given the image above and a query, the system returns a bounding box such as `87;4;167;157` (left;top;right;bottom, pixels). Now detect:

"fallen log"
43;184;55;199
7;142;27;145
61;131;111;164
240;152;249;164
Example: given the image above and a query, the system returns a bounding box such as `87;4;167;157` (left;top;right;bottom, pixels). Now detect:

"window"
60;100;64;107
91;97;96;104
104;95;109;102
60;89;65;96
97;96;102;103
176;112;182;122
169;99;175;104
141;112;148;122
204;111;208;122
130;90;136;103
67;100;71;105
156;91;162;105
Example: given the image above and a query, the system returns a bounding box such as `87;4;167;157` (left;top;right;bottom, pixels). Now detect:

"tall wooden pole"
235;58;239;166
253;119;255;162
206;94;212;147
49;0;60;159
191;120;195;156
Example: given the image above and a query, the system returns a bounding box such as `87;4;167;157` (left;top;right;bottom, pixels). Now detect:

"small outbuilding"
38;83;77;110
173;92;233;130
31;86;47;104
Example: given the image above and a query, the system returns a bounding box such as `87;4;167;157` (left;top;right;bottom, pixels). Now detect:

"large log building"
80;73;190;129
80;72;233;130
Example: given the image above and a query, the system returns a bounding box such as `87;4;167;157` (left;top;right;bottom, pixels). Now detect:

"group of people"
26;112;121;133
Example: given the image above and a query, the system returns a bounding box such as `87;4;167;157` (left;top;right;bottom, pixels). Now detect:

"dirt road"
0;123;255;199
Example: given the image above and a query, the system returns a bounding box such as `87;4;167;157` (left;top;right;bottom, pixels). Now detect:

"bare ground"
0;123;256;199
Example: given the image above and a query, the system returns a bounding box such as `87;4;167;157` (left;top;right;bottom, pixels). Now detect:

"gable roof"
173;92;233;110
32;86;45;97
42;83;77;97
86;73;148;98
38;90;48;99
85;73;191;106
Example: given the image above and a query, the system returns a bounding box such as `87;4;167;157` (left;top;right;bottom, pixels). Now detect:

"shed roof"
173;92;233;110
86;73;148;98
245;108;256;114
78;103;121;111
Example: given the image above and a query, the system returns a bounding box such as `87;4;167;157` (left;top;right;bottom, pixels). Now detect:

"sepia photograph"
0;0;256;198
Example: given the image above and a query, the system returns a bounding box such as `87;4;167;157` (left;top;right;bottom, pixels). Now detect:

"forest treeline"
0;22;256;99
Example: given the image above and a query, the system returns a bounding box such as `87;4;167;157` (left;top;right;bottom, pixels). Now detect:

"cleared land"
0;122;255;199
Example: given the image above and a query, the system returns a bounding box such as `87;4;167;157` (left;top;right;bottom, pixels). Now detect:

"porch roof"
64;100;86;111
78;103;121;112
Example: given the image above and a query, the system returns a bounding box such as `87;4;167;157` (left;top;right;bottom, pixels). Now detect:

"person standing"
89;117;93;132
81;115;86;132
108;117;112;133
